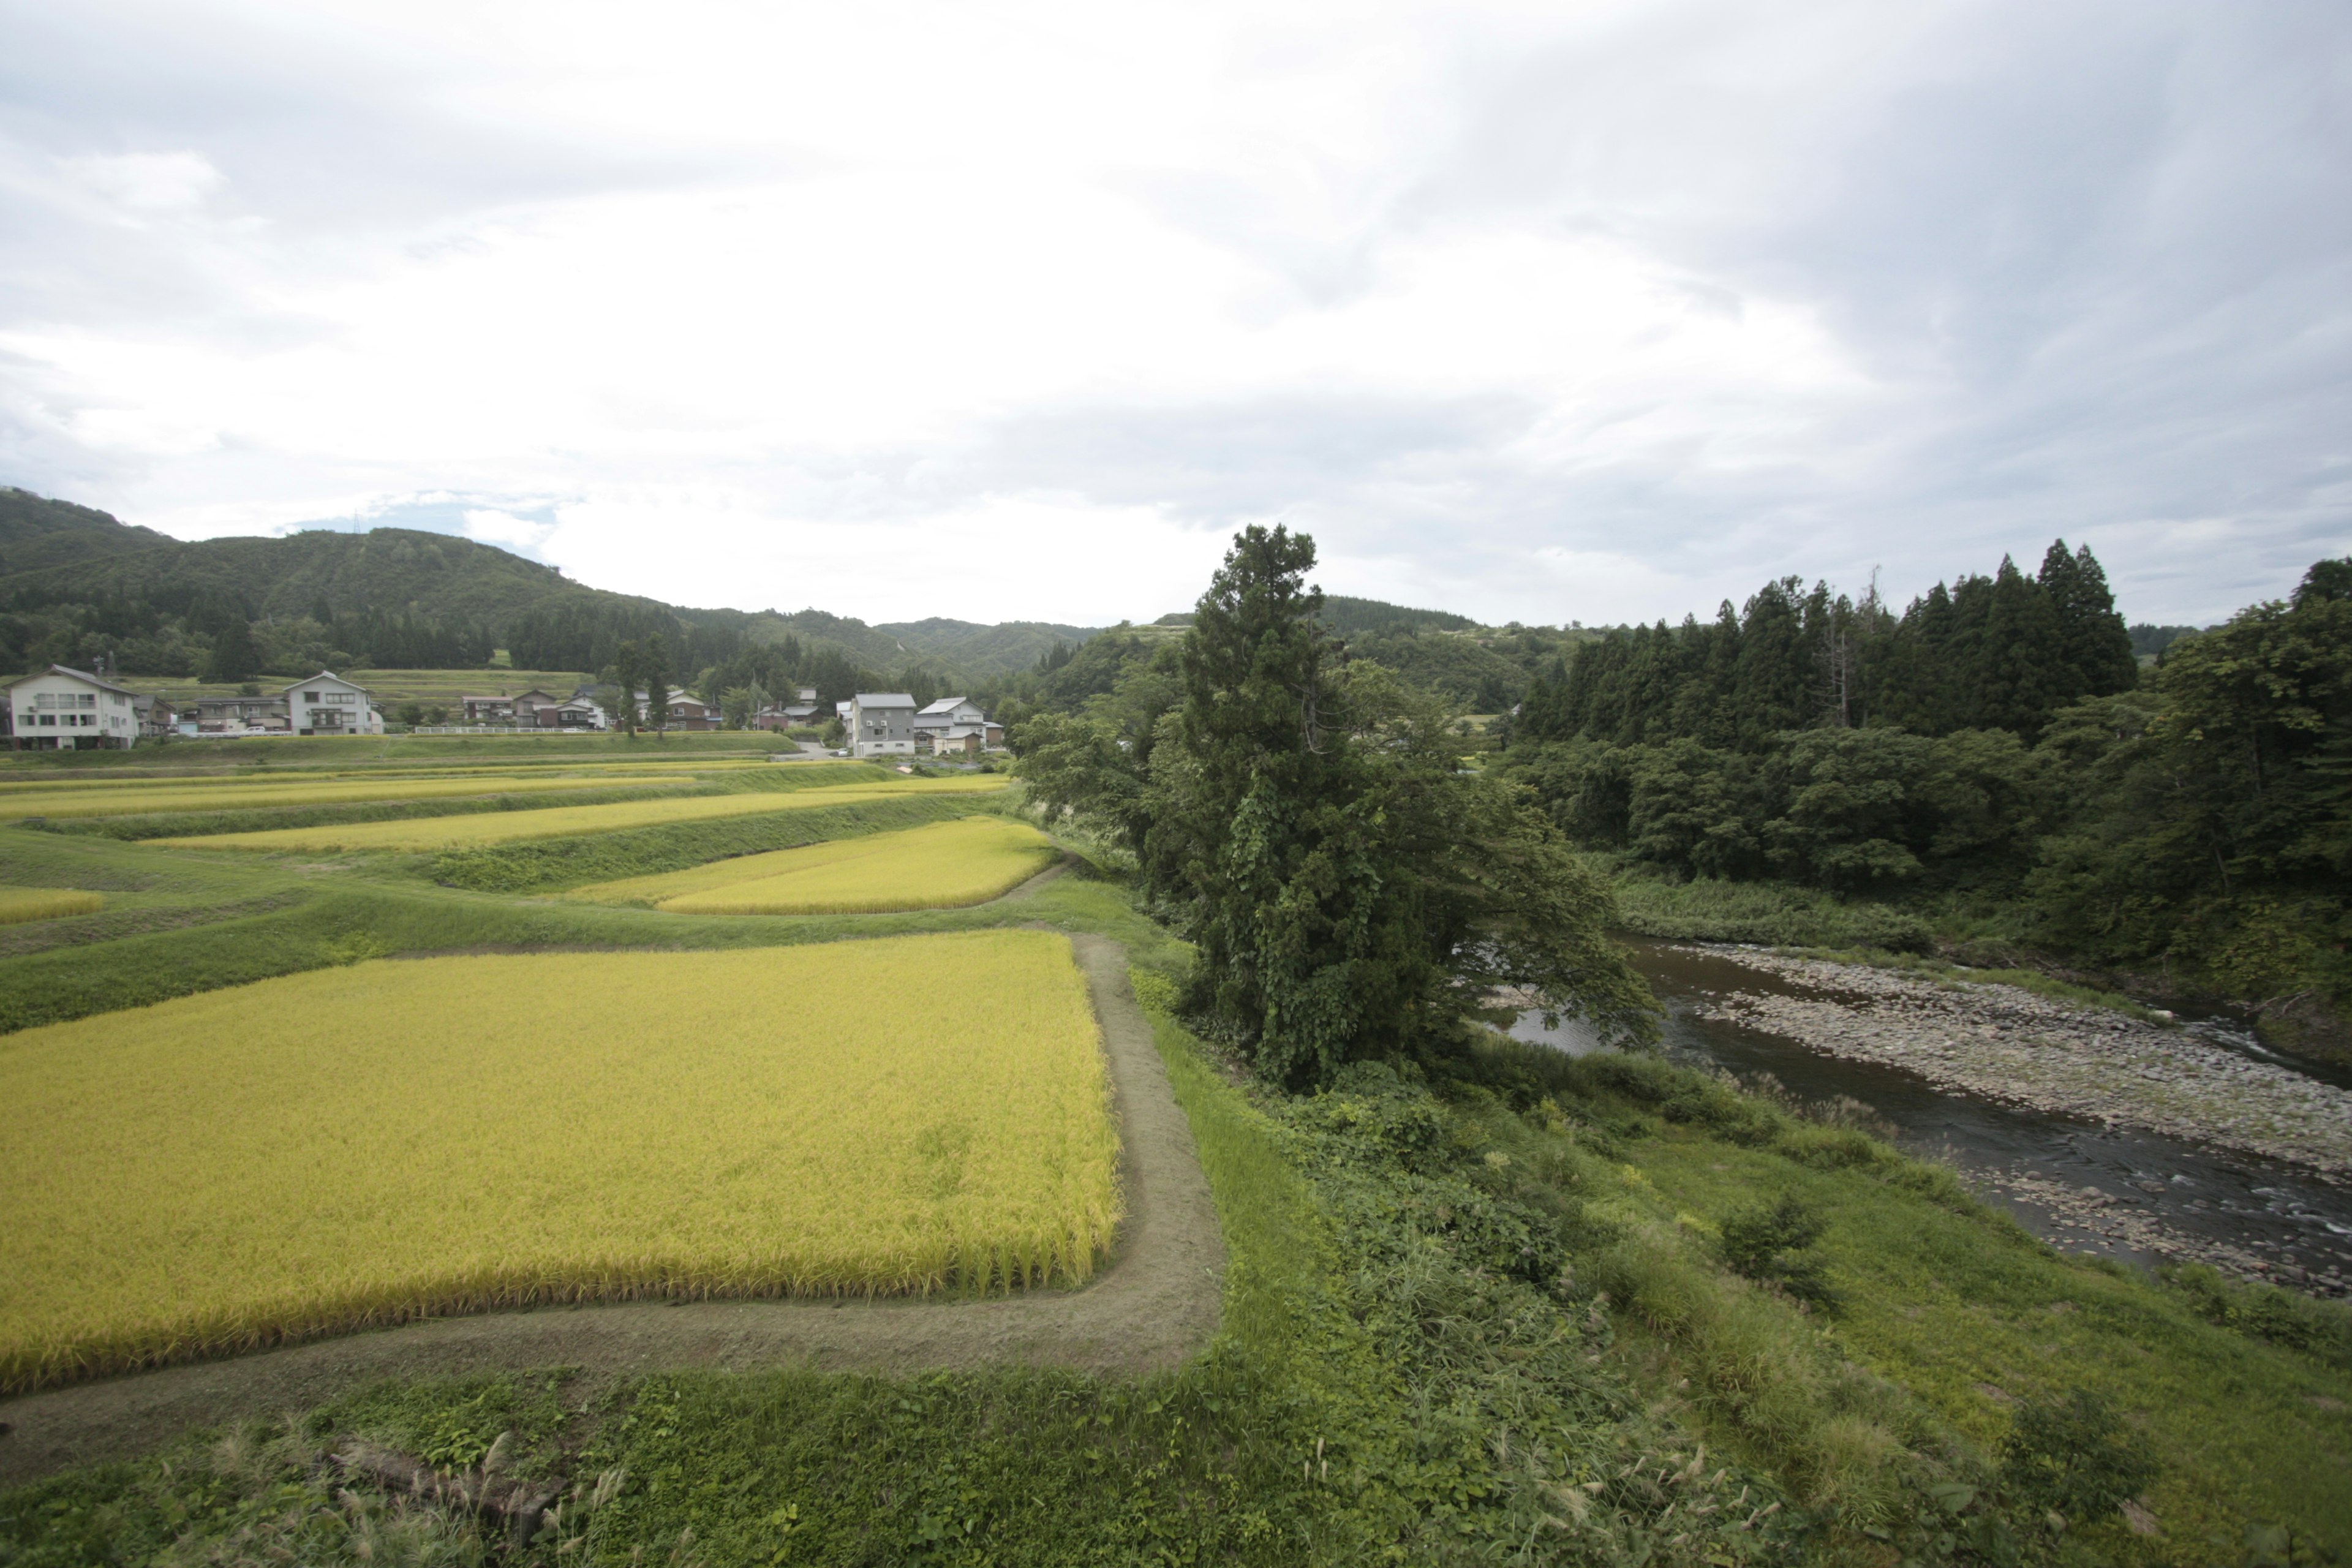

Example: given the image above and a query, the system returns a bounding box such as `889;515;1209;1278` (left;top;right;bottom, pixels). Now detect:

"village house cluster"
4;665;1006;755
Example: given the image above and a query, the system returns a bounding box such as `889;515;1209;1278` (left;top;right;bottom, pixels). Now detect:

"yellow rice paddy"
0;888;104;924
0;772;706;820
152;777;1011;852
568;816;1060;914
0;930;1118;1394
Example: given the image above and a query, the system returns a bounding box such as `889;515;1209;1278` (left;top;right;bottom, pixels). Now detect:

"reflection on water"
1512;941;2352;1290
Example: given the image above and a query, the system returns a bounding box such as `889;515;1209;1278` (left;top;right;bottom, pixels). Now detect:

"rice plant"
0;887;104;924
0;929;1118;1394
0;771;708;820
567;815;1059;914
154;777;1010;853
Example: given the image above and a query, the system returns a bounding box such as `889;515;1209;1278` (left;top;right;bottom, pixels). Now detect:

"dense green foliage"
1020;525;1655;1088
1502;551;2352;1039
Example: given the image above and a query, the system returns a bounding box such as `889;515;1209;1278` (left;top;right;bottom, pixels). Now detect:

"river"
1513;940;2352;1296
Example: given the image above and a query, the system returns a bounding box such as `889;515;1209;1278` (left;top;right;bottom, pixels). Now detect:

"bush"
1998;1388;2159;1524
1719;1194;1840;1311
2160;1262;2352;1370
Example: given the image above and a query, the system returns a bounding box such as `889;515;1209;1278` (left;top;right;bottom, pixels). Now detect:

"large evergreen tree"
2038;539;2139;703
1022;524;1656;1088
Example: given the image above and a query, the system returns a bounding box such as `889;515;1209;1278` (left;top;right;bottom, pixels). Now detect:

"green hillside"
876;617;1105;677
0;489;175;578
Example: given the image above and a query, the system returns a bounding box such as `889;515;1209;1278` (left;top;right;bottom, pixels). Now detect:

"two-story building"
849;692;917;758
913;696;987;741
285;673;384;736
132;693;181;740
7;665;141;750
633;690;716;730
195;694;290;734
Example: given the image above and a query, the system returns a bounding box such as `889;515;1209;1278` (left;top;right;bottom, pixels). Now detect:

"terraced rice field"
152;777;1011;852
568;816;1059;914
0;772;707;820
0;889;104;925
0;930;1117;1394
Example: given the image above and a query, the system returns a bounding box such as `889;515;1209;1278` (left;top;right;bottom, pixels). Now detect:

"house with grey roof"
849;693;917;758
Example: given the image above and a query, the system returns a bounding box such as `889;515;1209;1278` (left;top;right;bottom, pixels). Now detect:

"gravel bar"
1681;948;2352;1183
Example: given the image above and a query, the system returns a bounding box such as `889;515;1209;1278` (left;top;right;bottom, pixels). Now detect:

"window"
305;692;322;702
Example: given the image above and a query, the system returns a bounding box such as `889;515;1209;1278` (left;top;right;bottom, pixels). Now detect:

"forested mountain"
0;489;175;577
876;617;1104;676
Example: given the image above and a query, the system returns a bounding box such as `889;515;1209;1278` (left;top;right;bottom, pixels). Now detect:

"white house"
7;665;141;750
913;696;986;737
284;673;384;736
849;692;917;758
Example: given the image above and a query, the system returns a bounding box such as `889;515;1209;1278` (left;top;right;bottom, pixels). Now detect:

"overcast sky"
2;0;2345;628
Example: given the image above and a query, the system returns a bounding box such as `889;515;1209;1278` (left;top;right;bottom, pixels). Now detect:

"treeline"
0;586;494;681
507;598;743;677
1516;542;2138;750
1501;549;2351;1038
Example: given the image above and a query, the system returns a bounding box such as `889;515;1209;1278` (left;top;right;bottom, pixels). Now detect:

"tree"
642;634;672;741
609;641;640;737
2039;540;2139;703
397;701;425;728
721;686;756;729
205;618;259;684
1021;523;1657;1088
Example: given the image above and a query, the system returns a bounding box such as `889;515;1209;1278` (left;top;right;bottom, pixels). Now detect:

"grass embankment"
567;816;1058;914
106;669;595;709
0;931;1117;1395
154;777;1008;853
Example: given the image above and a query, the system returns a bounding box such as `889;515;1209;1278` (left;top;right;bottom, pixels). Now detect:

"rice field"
153;777;1011;852
0;930;1118;1394
567;816;1060;914
0;888;104;924
0;772;707;820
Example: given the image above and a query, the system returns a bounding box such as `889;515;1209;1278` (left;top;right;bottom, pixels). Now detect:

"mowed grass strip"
0;888;104;924
154;777;1010;852
0;930;1118;1394
568;816;1060;914
0;772;708;820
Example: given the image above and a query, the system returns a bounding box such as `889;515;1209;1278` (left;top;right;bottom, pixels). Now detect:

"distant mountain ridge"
0;487;1512;690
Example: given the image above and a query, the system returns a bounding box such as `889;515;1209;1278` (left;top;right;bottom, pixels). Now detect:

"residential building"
635;690;717;730
849;692;917;758
132;693;181;740
508;689;564;727
195;693;292;735
7;665;141;750
459;693;518;724
913;696;986;739
285;673;384;736
927;723;1004;758
543;693;608;729
796;687;818;703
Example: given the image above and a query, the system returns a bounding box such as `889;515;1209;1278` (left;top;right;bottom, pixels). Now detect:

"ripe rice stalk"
0;888;104;925
0;772;711;820
567;816;1060;914
0;929;1117;1395
153;777;1010;853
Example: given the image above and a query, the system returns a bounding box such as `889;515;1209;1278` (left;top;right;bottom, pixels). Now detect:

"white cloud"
59;150;225;213
0;0;2344;628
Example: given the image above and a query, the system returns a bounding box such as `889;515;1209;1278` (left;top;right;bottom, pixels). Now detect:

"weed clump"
1719;1194;1840;1312
1998;1389;2160;1527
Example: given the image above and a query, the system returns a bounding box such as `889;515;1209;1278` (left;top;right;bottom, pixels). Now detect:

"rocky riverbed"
1680;948;2352;1183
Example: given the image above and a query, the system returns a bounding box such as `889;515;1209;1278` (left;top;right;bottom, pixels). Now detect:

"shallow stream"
1513;940;2352;1294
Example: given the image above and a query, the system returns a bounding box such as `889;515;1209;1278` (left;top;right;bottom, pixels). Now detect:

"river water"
1513;940;2352;1294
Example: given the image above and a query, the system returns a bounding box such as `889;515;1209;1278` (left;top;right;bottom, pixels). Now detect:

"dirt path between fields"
0;933;1224;1488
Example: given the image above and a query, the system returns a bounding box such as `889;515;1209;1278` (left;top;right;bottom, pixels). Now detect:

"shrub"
1997;1389;2159;1524
1719;1194;1840;1311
